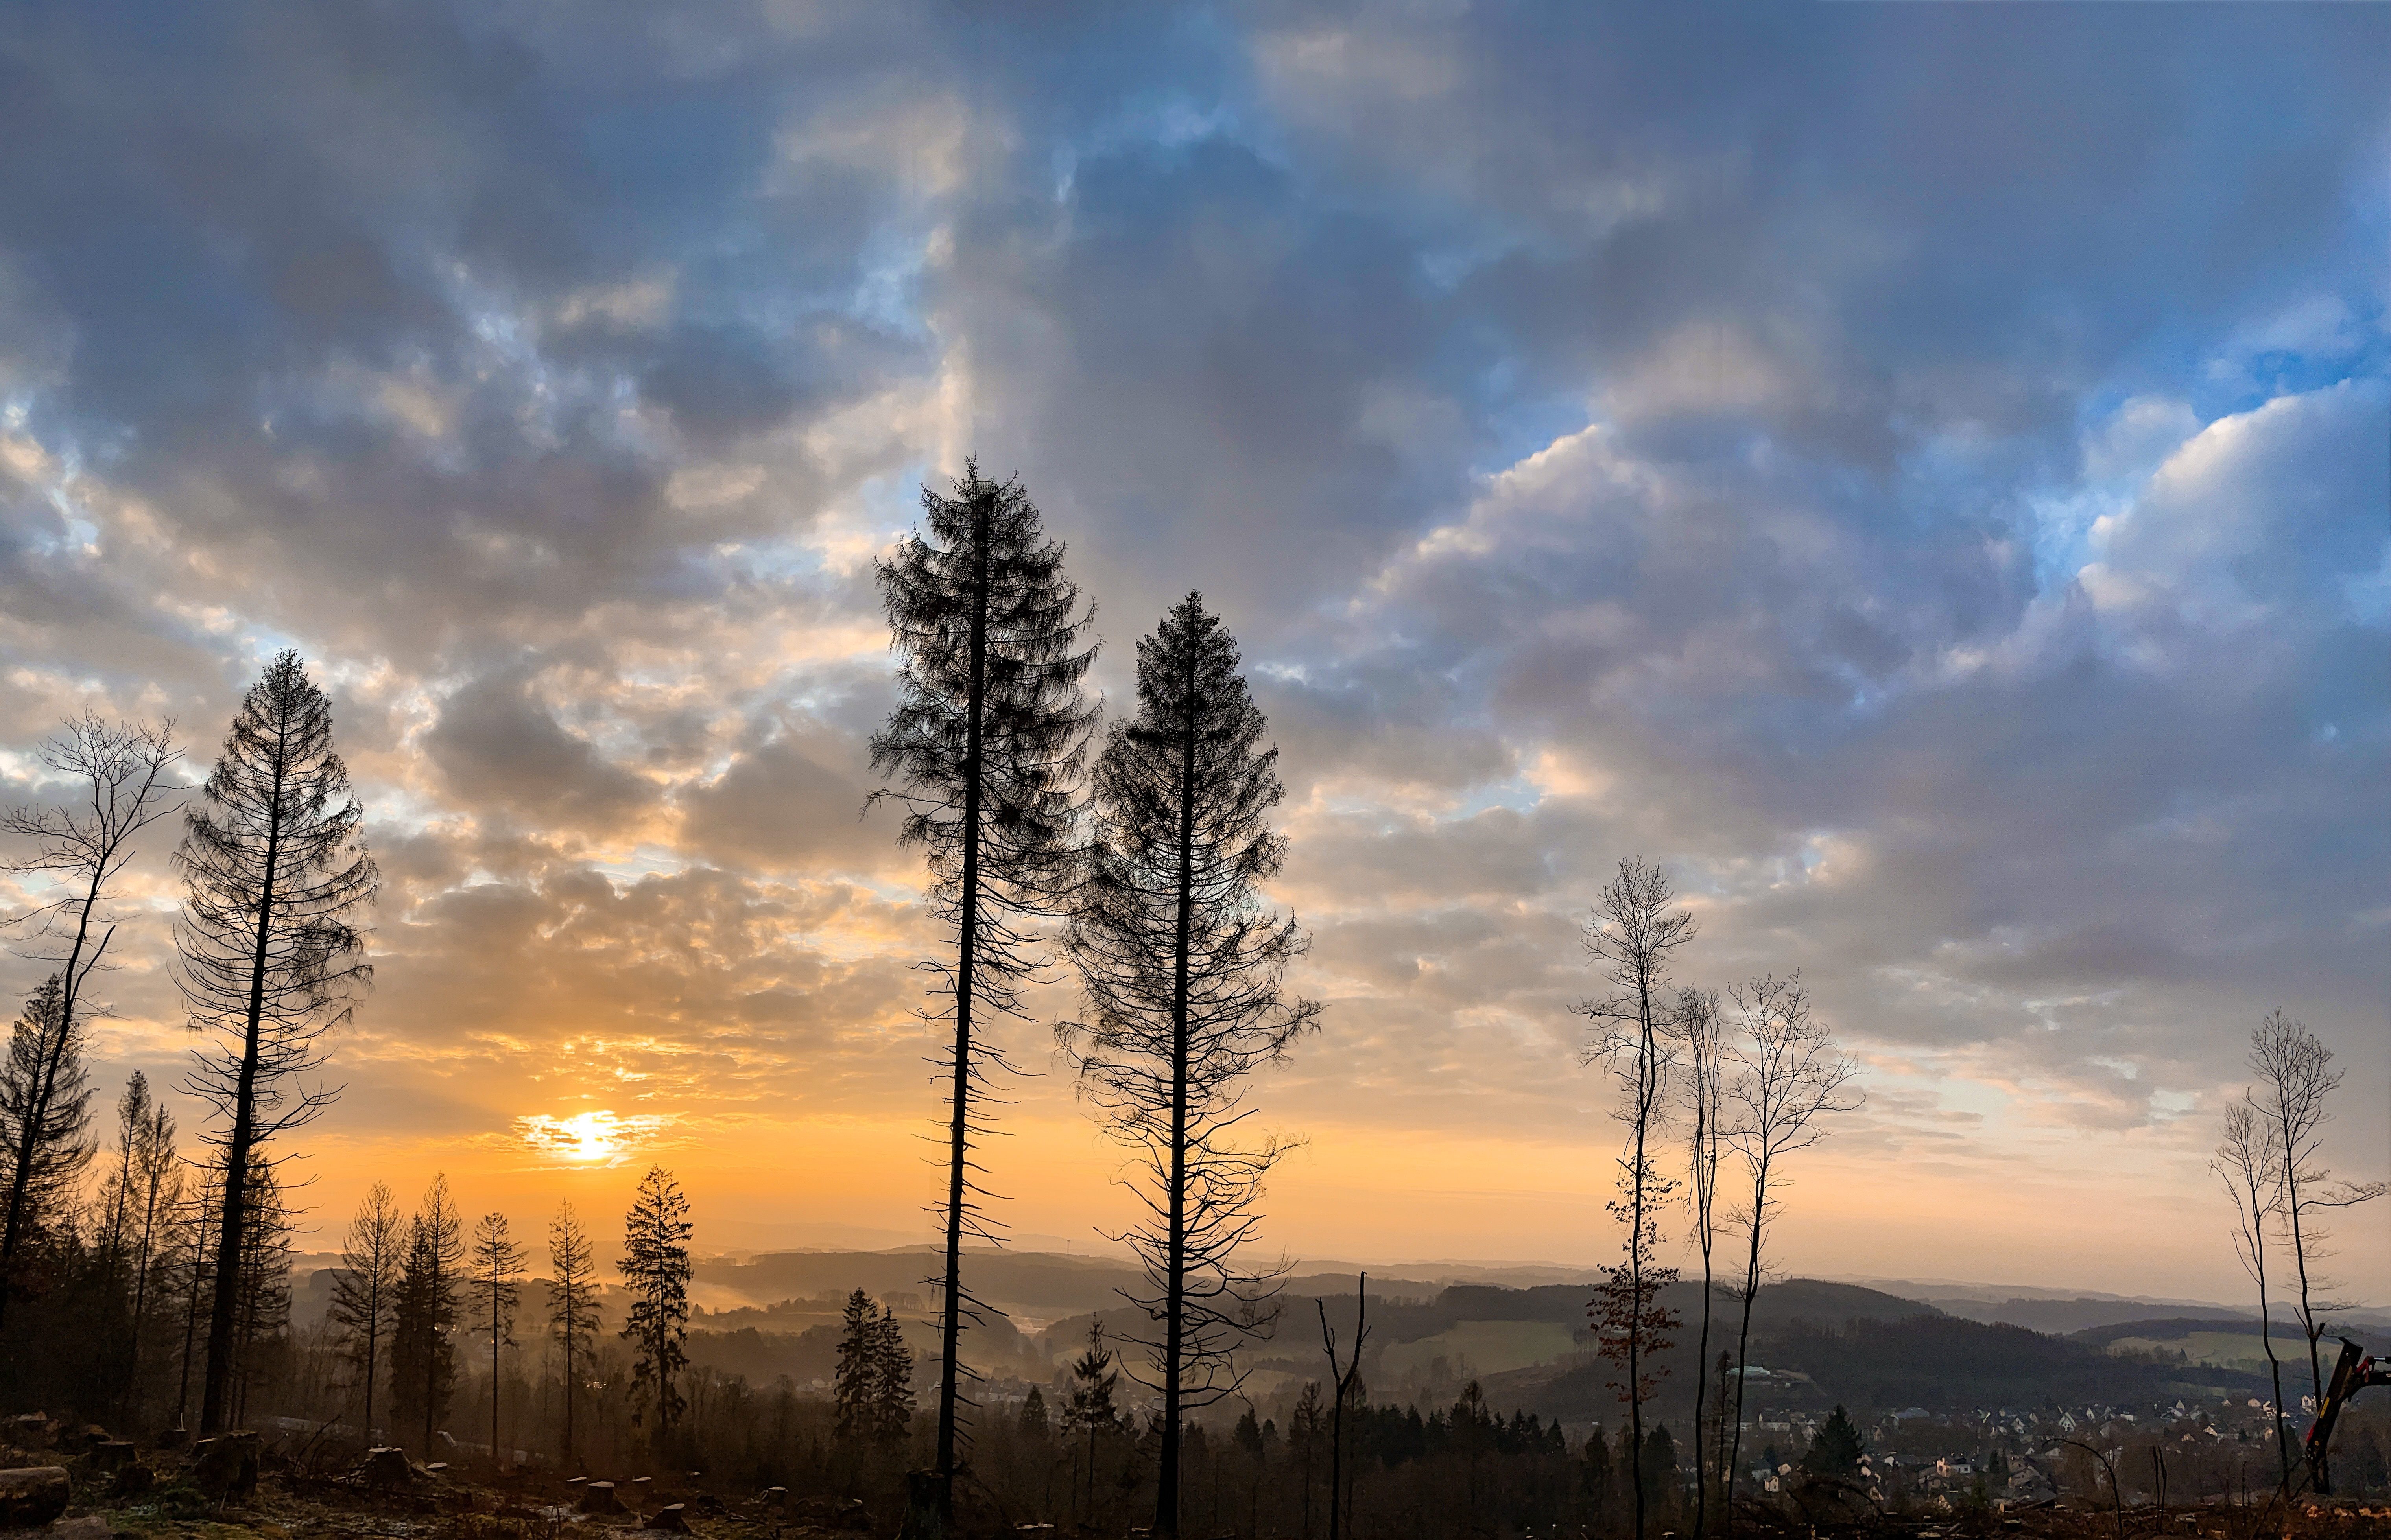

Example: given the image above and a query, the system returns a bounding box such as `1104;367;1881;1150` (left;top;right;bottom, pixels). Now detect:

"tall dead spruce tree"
175;652;378;1432
1060;594;1319;1540
871;462;1096;1524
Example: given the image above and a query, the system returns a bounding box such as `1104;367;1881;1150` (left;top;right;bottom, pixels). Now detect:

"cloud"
0;0;2383;1292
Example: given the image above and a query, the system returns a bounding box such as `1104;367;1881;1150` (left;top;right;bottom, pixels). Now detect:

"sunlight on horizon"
515;1109;670;1166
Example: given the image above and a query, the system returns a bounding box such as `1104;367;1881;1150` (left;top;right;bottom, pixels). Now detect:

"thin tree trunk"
1627;964;1655;1540
2256;1240;2290;1495
1693;1267;1714;1534
1157;635;1199;1540
200;710;291;1433
121;1168;165;1423
178;1194;214;1429
1724;1164;1767;1540
933;493;993;1506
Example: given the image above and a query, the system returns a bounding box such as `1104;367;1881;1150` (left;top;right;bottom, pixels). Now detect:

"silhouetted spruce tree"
547;1201;600;1467
1064;1321;1120;1522
472;1212;527;1464
105;1072;180;1422
0;976;93;1313
869;461;1096;1515
1800;1406;1864;1479
390;1175;464;1454
1019;1385;1050;1442
0;711;181;1334
174;652;376;1431
1581;1422;1614;1530
620;1165;692;1453
871;1303;914;1445
1641;1424;1682;1522
834;1288;884;1444
1060;593;1319;1540
329;1181;404;1439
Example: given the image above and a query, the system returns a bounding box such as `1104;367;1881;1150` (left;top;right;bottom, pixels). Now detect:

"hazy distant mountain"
1836;1275;2391;1336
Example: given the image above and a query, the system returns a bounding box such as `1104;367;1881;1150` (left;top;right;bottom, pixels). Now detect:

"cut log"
0;1466;70;1527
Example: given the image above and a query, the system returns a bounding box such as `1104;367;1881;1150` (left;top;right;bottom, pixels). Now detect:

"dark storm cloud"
0;0;2384;1257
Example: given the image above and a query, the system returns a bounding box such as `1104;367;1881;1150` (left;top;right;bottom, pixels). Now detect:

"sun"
515;1109;664;1166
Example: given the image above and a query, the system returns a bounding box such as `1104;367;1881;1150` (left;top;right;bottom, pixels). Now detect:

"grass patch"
1380;1320;1581;1380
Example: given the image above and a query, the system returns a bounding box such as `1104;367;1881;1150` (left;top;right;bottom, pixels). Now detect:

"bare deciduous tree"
871;462;1097;1525
1721;973;1859;1535
1060;593;1319;1540
2246;1009;2386;1441
1674;987;1726;1536
2212;1094;2291;1497
0;711;181;1326
1576;856;1695;1540
175;651;378;1431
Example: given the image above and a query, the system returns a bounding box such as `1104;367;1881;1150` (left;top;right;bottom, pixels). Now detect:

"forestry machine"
2304;1337;2391;1496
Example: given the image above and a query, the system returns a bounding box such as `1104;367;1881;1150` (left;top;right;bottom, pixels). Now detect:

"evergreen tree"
1800;1405;1865;1479
871;1304;914;1445
547;1201;599;1467
1291;1381;1325;1540
471;1212;527;1465
113;1074;180;1422
0;977;93;1308
834;1288;883;1444
1061;593;1319;1540
1064;1321;1121;1521
871;461;1097;1511
175;651;377;1432
619;1166;692;1451
1019;1385;1050;1442
390;1176;463;1454
1641;1424;1681;1521
329;1181;404;1439
1581;1422;1614;1529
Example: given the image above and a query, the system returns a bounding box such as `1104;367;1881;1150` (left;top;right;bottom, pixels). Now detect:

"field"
1378;1320;1582;1380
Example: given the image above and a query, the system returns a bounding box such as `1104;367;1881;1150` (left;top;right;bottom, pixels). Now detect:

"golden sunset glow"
515;1109;670;1166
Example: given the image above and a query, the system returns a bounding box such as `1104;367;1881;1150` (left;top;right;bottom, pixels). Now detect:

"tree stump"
0;1466;71;1527
87;1441;136;1473
580;1481;623;1514
185;1432;259;1499
644;1503;689;1531
359;1447;413;1487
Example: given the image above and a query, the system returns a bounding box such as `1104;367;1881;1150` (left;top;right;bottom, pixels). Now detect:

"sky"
1;1;2385;1306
